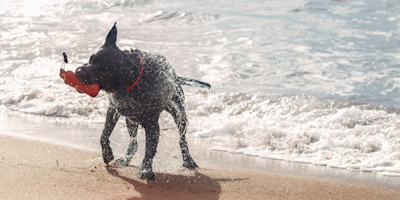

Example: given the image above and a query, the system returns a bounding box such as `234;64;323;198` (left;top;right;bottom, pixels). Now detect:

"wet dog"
75;23;210;180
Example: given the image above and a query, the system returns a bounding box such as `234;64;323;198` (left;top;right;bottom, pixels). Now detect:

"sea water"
1;0;400;176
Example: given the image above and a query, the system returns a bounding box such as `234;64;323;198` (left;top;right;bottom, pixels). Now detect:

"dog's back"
125;49;210;89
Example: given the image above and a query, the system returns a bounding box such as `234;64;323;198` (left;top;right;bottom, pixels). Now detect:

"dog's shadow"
106;165;244;200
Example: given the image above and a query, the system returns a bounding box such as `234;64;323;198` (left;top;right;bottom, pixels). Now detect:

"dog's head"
75;23;138;98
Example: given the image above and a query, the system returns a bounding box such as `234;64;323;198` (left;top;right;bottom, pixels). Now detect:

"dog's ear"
105;22;117;47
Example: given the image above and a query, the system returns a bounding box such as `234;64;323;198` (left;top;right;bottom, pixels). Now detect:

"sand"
0;135;400;200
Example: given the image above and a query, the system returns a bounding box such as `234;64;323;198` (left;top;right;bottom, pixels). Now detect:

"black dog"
75;23;210;180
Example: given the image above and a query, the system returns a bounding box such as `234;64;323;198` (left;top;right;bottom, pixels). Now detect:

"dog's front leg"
138;119;160;180
101;105;120;164
114;117;139;166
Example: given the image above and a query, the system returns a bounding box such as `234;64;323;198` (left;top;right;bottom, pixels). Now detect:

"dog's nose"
75;67;87;82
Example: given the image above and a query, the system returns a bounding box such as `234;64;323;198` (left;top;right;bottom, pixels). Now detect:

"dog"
75;23;210;180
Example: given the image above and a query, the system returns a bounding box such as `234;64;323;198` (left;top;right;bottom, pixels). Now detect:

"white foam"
185;93;400;175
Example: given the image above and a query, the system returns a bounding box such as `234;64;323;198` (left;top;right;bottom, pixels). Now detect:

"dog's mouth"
75;71;103;90
75;65;118;93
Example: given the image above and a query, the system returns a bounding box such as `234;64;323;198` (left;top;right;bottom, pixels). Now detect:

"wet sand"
1;113;400;199
1;135;400;200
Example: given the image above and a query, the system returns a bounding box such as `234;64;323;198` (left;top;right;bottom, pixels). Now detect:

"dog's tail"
176;77;211;89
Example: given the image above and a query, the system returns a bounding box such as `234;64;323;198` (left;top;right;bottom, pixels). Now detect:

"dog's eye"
89;55;95;64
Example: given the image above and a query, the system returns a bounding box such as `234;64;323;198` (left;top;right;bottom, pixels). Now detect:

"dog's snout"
75;67;88;83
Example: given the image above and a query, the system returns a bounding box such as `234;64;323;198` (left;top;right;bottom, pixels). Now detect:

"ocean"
1;0;400;176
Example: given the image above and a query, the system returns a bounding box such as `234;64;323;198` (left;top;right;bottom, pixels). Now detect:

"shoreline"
2;112;400;190
1;134;400;199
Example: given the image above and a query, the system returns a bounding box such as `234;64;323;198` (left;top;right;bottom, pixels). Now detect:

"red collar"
126;54;144;92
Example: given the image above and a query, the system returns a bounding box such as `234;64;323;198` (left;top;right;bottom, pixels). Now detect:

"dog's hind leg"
101;104;120;164
114;117;139;166
166;90;198;169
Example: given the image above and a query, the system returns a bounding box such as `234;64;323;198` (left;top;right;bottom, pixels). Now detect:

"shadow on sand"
106;165;245;200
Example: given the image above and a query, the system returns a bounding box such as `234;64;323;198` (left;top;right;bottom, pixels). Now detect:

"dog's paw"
103;153;114;164
114;156;130;166
102;147;114;164
138;169;156;180
182;155;198;168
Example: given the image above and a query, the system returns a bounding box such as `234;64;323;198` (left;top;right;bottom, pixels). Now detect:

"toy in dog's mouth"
59;69;100;97
59;53;100;97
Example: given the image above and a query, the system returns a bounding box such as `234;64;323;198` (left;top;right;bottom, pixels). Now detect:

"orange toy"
60;69;100;97
59;52;99;97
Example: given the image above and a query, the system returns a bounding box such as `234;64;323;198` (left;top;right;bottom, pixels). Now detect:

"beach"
1;120;400;200
2;0;400;199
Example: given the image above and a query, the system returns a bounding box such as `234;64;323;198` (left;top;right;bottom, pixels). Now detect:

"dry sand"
0;135;400;200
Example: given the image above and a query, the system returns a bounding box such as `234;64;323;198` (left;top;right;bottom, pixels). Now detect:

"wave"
145;11;220;25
